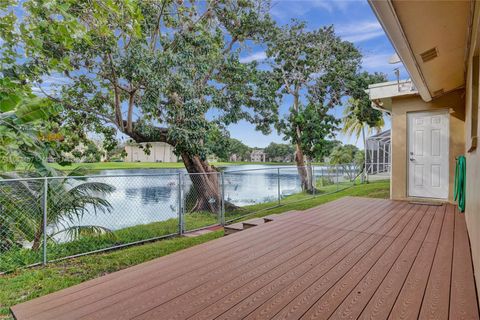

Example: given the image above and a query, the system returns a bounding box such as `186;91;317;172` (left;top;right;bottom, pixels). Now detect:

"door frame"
406;109;450;199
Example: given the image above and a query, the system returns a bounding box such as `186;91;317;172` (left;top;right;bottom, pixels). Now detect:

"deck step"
263;210;300;222
224;218;267;236
224;222;244;235
242;218;266;229
263;215;278;222
224;210;302;236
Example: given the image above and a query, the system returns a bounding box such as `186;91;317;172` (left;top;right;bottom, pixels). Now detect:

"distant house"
124;142;178;162
268;154;294;163
250;149;266;162
229;154;240;162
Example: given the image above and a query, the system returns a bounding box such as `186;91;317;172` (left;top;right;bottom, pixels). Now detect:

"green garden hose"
454;155;466;212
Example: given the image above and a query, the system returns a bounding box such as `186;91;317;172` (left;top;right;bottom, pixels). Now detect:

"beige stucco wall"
390;90;465;201
124;142;178;162
464;42;480;297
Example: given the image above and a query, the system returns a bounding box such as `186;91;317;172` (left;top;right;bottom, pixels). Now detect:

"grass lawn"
49;161;298;171
0;180;389;319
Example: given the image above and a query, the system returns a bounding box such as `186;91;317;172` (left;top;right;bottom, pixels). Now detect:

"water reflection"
71;165;323;231
125;186;173;205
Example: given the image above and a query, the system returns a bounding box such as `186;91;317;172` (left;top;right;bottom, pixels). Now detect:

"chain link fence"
0;163;360;273
182;172;222;232
223;164;361;223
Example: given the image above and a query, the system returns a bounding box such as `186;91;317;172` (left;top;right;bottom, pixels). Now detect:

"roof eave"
368;0;432;102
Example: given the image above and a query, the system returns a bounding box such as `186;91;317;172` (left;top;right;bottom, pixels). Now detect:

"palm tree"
0;167;115;251
342;98;384;181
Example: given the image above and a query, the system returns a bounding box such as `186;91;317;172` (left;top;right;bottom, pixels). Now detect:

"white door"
408;110;449;199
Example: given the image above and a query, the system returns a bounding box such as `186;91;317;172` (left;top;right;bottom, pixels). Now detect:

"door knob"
409;158;415;161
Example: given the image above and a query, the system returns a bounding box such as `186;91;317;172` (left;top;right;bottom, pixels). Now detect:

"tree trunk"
306;156;314;191
181;153;233;213
123;124;236;214
293;90;314;193
362;126;368;183
294;145;314;193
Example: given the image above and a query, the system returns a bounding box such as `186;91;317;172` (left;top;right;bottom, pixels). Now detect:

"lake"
69;165;343;232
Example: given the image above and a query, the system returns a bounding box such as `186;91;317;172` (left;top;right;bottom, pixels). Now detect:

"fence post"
220;172;225;226
321;166;324;188
352;163;356;186
312;165;316;198
277;168;281;205
42;177;48;265
336;164;339;191
177;173;183;236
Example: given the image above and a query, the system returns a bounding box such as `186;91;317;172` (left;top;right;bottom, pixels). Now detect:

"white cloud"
361;52;409;81
336;20;385;43
270;0;353;19
342;30;385;43
240;51;267;63
361;53;394;70
308;0;353;13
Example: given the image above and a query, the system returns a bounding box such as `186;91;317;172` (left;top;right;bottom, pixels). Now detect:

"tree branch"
121;121;171;144
200;36;238;87
106;53;124;129
126;89;136;133
150;1;167;51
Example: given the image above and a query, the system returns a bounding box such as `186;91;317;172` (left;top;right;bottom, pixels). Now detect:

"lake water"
72;165;338;231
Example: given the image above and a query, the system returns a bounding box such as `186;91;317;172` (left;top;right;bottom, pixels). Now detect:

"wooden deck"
11;197;479;320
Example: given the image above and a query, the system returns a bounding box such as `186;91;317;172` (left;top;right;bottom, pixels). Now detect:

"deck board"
10;198;479;320
450;207;480;320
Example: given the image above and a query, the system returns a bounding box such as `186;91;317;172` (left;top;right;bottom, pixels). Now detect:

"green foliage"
205;125;231;161
227;138;251;161
354;150;365;168
9;0;280;165
0;211;217;272
0;168;115;252
316;176;334;188
264;142;294;161
329;144;359;165
267;20;361;161
346;72;388;128
320;140;342;161
0;80;62;171
204;130;253;162
342;72;388;142
0;0;86;171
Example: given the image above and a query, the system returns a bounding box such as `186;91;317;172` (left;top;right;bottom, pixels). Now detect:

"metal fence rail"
0;163;360;273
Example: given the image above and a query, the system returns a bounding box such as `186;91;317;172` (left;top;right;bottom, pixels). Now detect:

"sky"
28;0;409;149
229;0;409;148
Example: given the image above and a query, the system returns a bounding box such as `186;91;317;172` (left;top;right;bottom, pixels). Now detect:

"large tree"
14;0;279;212
264;142;294;162
227;138;251;161
342;72;387;180
267;21;361;192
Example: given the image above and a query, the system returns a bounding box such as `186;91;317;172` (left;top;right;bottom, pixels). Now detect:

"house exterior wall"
389;91;465;201
124;142;178;162
250;150;266;162
369;0;480;303
464;25;480;296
